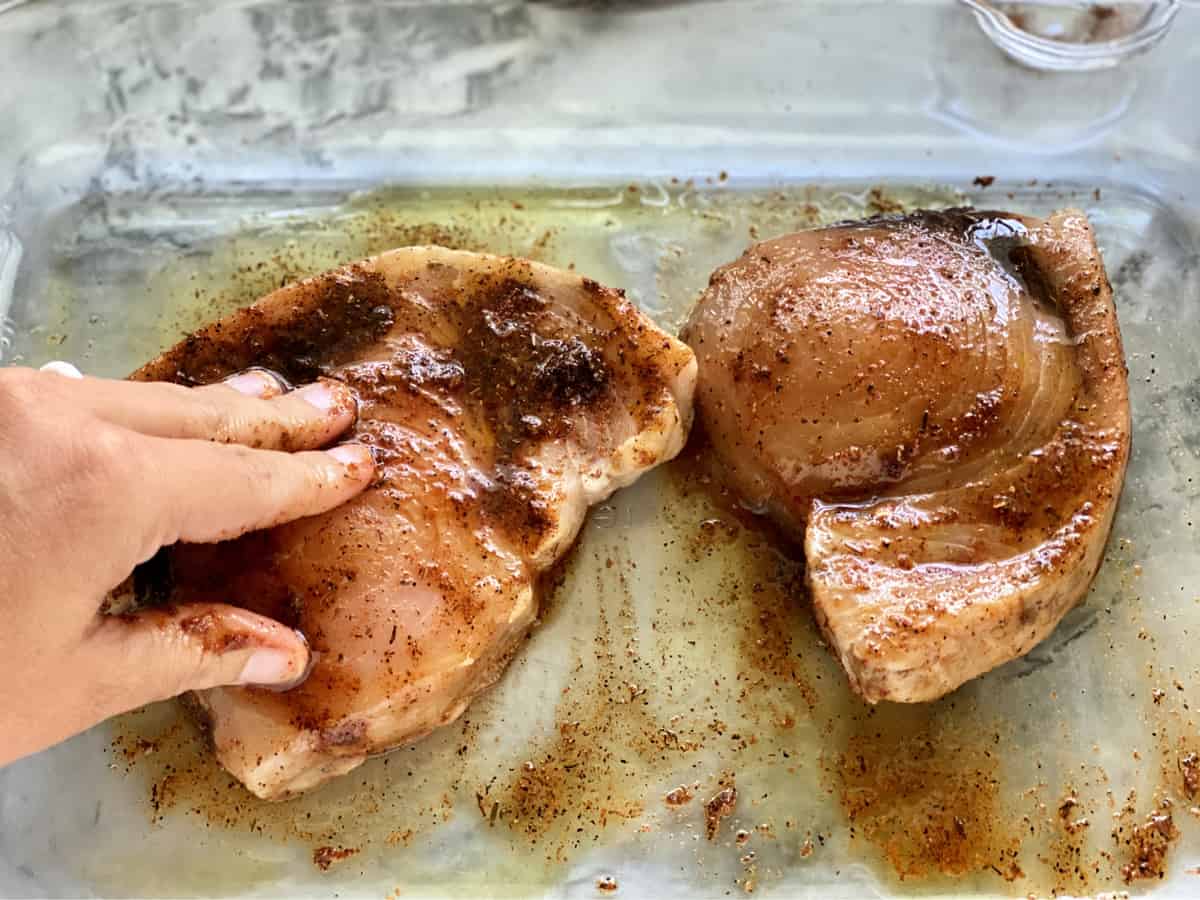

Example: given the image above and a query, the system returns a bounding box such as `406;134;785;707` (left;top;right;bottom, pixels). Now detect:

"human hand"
0;364;375;766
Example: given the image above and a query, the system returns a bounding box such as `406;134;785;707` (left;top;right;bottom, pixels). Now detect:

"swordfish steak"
684;209;1130;703
134;247;697;799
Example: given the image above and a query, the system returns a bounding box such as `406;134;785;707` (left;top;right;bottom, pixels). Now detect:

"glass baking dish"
1;1;1199;897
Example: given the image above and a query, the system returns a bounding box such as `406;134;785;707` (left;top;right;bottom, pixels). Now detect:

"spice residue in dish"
1116;802;1179;883
830;713;1024;881
313;845;359;871
704;784;738;841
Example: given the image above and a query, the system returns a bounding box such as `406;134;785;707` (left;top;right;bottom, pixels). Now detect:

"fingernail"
225;368;283;399
327;443;374;472
239;649;303;686
262;635;318;693
294;381;341;413
40;360;83;379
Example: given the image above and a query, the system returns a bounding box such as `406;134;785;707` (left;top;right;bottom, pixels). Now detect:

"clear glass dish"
1;2;1199;898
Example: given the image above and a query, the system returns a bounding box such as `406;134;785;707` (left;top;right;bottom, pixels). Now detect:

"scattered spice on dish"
1058;794;1089;835
312;845;358;871
664;785;694;806
705;784;738;841
1180;752;1199;799
1116;803;1178;883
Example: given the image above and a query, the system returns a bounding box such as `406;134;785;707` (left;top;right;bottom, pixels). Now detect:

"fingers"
141;437;375;545
87;603;313;713
40;366;360;451
0;601;311;769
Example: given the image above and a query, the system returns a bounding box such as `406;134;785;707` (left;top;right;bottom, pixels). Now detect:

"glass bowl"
961;0;1182;71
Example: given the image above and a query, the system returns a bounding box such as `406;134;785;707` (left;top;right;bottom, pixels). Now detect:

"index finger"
49;372;361;451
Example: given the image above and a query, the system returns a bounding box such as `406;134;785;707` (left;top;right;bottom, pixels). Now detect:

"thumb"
88;603;311;713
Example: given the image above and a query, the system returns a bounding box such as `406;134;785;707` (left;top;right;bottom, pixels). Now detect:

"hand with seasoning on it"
0;362;375;767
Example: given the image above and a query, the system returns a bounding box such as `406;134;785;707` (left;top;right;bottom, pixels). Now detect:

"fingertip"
238;645;311;689
326;442;376;482
215;614;311;690
246;631;317;692
294;379;358;420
